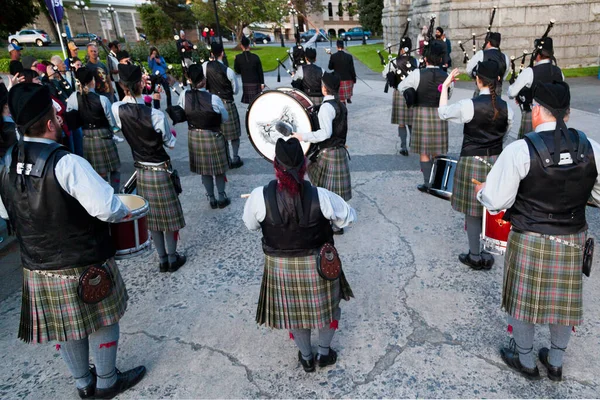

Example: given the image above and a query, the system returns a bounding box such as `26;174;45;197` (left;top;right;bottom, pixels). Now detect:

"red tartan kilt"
339;80;354;102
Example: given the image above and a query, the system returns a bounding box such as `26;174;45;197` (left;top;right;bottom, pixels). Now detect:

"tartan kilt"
308;95;324;107
82;128;120;176
241;83;262;104
188;129;229;176
308;147;352;201
18;258;127;344
502;230;585;326
391;89;414;126
136;166;186;232
339;80;354;102
411;106;448;155
256;254;354;329
518;111;533;139
221;101;241;141
451;155;497;217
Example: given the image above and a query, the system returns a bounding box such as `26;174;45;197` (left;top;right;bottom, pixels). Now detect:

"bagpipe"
457;7;497;64
528;19;555;68
379;18;419;93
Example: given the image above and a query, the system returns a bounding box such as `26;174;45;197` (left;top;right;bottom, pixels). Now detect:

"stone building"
305;2;364;37
382;0;600;68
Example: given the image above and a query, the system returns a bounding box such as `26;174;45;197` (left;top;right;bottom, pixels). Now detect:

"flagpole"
48;0;67;59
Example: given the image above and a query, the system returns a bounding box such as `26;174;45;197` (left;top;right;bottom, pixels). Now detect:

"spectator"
417;25;428;55
436;27;452;70
65;41;79;71
176;30;194;68
8;44;23;79
148;47;173;107
86;43;114;100
108;40;123;100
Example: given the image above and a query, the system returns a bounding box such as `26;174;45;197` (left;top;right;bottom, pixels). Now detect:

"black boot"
94;366;146;399
500;339;541;380
459;252;487;271
316;349;338;367
168;253;187;272
298;351;315;373
539;347;563;381
218;193;231;209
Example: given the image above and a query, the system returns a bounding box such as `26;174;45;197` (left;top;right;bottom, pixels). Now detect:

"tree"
357;0;383;36
137;4;173;43
153;0;197;29
190;0;287;48
0;0;40;39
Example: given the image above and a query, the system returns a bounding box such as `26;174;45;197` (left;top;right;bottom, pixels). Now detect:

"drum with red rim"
481;208;512;255
110;194;151;259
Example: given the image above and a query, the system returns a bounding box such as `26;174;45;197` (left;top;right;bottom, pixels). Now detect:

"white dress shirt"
243;185;357;231
0;137;128;222
292;62;324;81
177;88;229;122
298;95;336;143
477;122;600;213
466;48;511;80
66;89;118;129
202;60;239;95
507;59;565;99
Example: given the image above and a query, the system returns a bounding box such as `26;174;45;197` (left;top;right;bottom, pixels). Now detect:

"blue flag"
45;0;64;24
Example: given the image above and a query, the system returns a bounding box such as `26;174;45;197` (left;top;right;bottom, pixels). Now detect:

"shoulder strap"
29;142;66;177
263;180;282;225
571;128;588;163
524;131;554;167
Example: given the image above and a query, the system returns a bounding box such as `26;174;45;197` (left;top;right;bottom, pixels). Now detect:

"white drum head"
246;90;312;161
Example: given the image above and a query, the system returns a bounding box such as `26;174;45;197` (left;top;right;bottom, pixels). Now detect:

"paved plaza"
1;53;600;398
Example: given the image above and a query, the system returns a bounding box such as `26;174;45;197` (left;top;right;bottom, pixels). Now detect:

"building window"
328;2;333;18
337;2;344;17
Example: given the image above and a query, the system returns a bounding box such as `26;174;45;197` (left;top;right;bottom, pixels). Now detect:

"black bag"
316;243;342;281
170;169;182;195
583;238;594;277
166;105;187;125
78;263;114;304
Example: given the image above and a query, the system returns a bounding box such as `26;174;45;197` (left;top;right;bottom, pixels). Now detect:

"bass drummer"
292;72;351;235
438;61;512;270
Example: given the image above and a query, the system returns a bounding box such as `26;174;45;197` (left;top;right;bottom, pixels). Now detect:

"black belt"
134;161;171;172
461;147;502;157
511;227;543;237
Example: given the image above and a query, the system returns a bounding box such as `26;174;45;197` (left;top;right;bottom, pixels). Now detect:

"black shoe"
500;339;541;380
346;99;352;104
77;366;97;399
459;252;487;271
94;366;146;399
481;251;495;269
298;351;315;373
159;261;168;273
230;157;244;169
316;349;338;368
539;347;563;381
399;148;409;156
207;195;218;209
168;253;186;272
218;196;231;209
417;184;429;193
333;227;344;235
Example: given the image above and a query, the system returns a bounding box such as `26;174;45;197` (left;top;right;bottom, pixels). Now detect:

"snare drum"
246;88;318;161
110;194;151;259
481;208;512;255
428;156;458;200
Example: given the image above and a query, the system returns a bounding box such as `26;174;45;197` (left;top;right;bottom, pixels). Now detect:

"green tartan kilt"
241;83;262;104
308;95;324;107
518;110;533;139
188;129;229;176
411;106;448;155
221;101;241;141
451;155;497;217
19;258;128;344
82;128;121;176
136;166;186;232
502;230;585;326
391;89;414;126
308;147;352;201
256;254;353;329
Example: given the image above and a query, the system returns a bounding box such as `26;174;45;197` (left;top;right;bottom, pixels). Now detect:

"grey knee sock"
201;175;215;199
231;139;240;159
397;126;407;149
290;329;313;360
215;174;226;201
549;324;572;367
110;171;121;193
508;315;536;369
420;160;433;185
151;231;167;263
407;125;412;147
465;215;482;257
318;307;341;356
59;337;93;389
89;323;120;389
165;231;178;263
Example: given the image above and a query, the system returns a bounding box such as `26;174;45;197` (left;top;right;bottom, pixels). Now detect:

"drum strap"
474;156;493;169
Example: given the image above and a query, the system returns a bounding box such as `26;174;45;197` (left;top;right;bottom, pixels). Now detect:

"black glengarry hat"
8;83;53;134
241;35;250;47
210;42;224;56
118;63;142;84
533;81;572;164
534;37;553;56
188;64;204;84
322;71;340;93
76;66;95;86
476;59;500;81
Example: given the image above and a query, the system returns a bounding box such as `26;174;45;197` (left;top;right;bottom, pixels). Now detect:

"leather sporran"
78;264;114;304
583;238;594;277
170;169;183;195
317;243;342;281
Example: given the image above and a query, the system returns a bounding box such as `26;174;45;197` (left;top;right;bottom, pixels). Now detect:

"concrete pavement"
1;51;600;398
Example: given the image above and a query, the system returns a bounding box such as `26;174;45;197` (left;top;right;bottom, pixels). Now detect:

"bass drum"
246;88;318;161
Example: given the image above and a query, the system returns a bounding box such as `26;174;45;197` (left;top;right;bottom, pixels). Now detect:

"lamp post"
106;4;117;41
289;7;297;43
73;0;90;37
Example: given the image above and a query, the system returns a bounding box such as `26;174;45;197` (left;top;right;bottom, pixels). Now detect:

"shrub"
127;40;210;65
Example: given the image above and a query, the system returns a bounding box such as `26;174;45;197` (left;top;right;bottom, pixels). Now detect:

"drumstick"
471;178;482;185
241;193;251;199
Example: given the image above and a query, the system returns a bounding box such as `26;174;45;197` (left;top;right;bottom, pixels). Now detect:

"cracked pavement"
1;57;600;398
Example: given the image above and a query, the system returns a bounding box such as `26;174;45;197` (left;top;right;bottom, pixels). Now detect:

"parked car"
301;29;328;42
8;29;52;47
340;27;372;41
252;32;271;44
71;33;102;46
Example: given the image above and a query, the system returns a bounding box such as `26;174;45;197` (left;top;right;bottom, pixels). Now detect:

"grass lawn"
227;46;290;72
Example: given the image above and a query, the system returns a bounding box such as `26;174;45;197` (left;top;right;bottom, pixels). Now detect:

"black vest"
302;64;323;97
320;99;347;149
461;95;509;157
416;68;448;107
0;142;114;270
392;55;418;87
506;129;597;235
118;103;170;163
206;61;234;101
77;92;110;129
292;45;305;70
482;48;507;83
260;180;333;257
184;90;222;131
520;62;563;108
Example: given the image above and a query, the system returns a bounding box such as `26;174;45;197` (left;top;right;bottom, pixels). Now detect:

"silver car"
8;29;52;47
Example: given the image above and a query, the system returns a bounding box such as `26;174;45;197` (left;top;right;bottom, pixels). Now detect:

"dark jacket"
234;51;264;85
328;51;356;82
